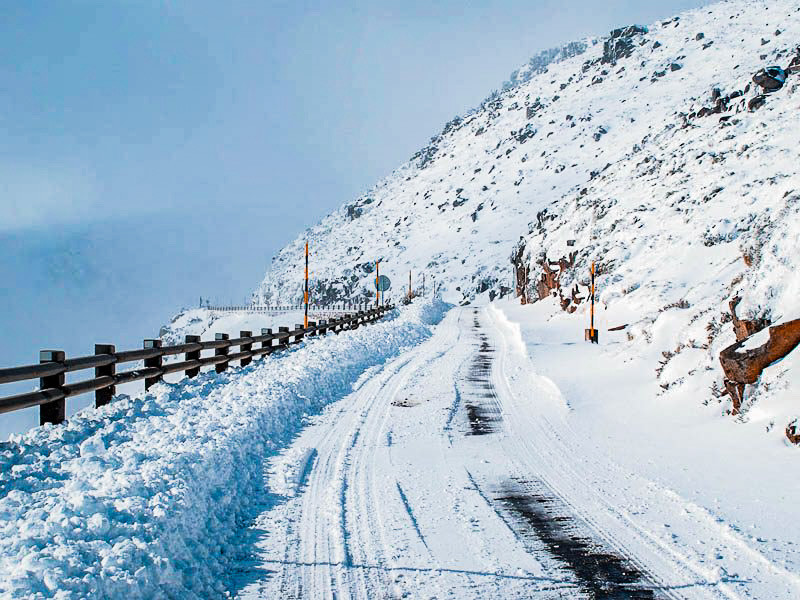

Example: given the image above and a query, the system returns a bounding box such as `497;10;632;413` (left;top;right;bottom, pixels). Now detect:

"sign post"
375;261;380;307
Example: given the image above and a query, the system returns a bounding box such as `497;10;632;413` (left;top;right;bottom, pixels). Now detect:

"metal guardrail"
206;303;380;314
0;305;394;427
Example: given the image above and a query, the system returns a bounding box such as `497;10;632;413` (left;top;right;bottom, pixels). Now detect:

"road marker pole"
584;261;599;344
304;241;309;328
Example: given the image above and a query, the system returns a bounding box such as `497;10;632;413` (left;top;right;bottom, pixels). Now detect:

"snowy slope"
255;0;798;308
254;0;800;431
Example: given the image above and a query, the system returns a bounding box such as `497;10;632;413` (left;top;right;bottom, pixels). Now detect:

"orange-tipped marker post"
584;261;599;344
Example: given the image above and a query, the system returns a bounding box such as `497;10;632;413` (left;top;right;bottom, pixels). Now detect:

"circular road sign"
376;275;391;292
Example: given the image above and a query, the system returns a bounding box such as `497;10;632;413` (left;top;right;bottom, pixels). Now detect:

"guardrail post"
319;320;327;335
144;339;163;390
215;333;229;373
185;335;201;378
279;326;290;347
261;328;272;354
294;324;305;343
39;350;65;425
307;321;316;337
95;344;115;407
240;331;253;367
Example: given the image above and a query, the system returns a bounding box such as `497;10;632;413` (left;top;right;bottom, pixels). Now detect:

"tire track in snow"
395;482;430;552
494;476;659;599
465;308;665;599
463;310;503;436
483;306;754;599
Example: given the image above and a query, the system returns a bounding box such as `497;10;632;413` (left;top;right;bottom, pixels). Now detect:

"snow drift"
0;301;448;599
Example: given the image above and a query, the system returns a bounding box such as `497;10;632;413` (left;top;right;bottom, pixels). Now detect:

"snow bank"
0;300;448;599
159;308;307;347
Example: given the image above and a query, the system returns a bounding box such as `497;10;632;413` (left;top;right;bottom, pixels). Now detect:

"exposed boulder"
719;318;800;414
787;419;800;445
787;48;800;74
346;205;363;220
748;94;767;111
752;66;787;92
512;123;537;143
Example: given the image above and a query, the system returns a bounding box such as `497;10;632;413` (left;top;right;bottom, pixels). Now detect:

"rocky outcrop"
535;251;578;304
511;239;531;304
602;25;648;64
729;296;770;342
719;318;800;414
786;419;800;445
346;205;363;220
510;237;585;311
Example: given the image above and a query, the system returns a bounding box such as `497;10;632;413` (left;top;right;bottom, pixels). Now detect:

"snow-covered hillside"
255;0;800;434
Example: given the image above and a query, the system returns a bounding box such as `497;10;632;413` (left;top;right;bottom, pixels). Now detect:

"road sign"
376;275;391;292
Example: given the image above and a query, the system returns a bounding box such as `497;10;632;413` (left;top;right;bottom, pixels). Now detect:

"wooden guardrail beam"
0;304;396;423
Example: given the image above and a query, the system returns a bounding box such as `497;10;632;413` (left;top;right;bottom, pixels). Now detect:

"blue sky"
0;0;711;437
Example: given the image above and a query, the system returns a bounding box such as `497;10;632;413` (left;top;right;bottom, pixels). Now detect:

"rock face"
602;25;648;64
535;252;578;301
729;296;770;342
511;240;531;304
719;318;800;413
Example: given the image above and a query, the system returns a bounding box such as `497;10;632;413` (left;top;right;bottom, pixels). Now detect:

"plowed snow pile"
0;302;447;598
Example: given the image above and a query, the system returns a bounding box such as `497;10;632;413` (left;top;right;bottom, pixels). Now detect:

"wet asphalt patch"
463;311;502;436
493;477;660;599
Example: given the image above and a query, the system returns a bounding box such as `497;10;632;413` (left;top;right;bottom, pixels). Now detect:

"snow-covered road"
231;306;800;599
3;302;796;599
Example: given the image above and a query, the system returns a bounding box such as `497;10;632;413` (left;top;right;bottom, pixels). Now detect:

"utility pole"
304;241;309;328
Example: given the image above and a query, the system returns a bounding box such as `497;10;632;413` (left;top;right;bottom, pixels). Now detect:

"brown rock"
729;296;770;342
720;318;800;414
511;241;531;304
534;251;578;301
787;420;800;445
